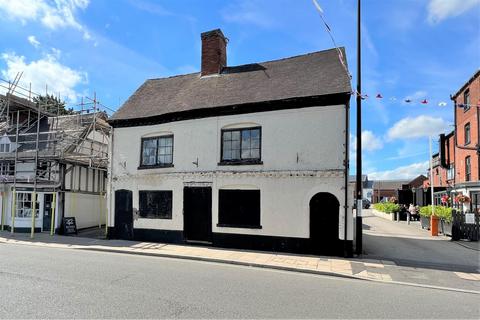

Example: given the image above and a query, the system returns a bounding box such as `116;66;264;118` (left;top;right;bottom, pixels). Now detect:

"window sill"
217;223;262;229
218;160;263;166
138;164;174;170
138;216;172;220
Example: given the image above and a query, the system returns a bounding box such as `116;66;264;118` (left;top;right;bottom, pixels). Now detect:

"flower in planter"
455;194;470;204
441;195;450;205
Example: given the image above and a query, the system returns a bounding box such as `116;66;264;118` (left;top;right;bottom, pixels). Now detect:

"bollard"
430;215;439;236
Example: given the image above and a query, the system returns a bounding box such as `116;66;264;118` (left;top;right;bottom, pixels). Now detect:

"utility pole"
355;0;363;255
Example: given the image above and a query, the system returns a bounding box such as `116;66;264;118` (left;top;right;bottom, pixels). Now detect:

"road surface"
0;243;478;319
362;209;480;272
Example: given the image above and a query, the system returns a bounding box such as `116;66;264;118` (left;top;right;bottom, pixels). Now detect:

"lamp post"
429;135;438;236
355;0;363;255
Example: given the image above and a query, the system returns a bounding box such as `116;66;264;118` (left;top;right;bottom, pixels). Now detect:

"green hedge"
373;202;400;213
419;205;453;222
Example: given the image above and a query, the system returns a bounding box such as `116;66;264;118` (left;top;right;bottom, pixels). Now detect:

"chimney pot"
201;29;227;76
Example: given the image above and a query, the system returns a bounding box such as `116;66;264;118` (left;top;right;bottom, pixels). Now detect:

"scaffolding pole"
30;87;42;238
0;78;112;237
11;110;20;234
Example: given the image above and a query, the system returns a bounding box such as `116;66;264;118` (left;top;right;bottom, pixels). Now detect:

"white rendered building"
108;29;353;256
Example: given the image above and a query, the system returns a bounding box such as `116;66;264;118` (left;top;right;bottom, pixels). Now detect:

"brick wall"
201;29;227;76
454;73;479;183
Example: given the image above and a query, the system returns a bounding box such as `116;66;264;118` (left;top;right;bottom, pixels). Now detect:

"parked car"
353;199;371;209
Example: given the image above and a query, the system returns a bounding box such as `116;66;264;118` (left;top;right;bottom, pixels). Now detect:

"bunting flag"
312;0;351;79
376;93;383;99
438;102;447;107
421;99;428;104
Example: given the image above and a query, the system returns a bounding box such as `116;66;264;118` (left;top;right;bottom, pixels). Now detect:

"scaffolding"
0;74;112;236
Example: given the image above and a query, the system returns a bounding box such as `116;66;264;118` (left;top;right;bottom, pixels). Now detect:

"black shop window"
218;189;261;228
139;191;172;219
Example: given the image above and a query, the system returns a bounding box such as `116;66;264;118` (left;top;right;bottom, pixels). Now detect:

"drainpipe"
106;126;114;237
344;97;350;257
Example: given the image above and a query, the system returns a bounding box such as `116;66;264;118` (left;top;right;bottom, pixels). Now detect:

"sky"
0;0;478;180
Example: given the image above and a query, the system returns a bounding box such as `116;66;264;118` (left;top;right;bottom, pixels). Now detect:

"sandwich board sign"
465;213;475;224
62;217;78;235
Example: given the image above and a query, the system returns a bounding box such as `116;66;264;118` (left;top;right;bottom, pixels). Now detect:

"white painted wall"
109;105;352;240
65;192;106;229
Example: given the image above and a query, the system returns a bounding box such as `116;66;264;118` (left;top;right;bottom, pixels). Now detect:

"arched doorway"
309;192;340;255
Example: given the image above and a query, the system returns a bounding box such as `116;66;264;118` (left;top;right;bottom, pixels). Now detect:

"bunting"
312;1;479;110
352;92;480;108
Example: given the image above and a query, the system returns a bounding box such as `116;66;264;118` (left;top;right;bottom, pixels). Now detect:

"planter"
371;209;392;221
390;211;397;221
420;216;431;230
440;219;453;236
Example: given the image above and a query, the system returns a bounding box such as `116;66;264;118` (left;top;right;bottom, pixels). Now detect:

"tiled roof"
110;48;351;121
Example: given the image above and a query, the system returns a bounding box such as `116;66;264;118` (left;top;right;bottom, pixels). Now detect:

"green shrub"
373;202;400;213
419;205;452;222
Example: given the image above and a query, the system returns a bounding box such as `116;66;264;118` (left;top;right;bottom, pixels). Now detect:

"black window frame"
470;192;480;214
465;123;471;145
138;190;173;219
139;135;174;169
217;189;262;229
219;126;262;165
464;89;470;112
465;156;471;182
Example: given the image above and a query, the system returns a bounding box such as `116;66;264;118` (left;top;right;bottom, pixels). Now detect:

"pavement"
2;243;479;319
1;226;479;294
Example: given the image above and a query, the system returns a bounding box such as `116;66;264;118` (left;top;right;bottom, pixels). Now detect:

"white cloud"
368;161;429;180
1;52;87;102
350;130;383;153
27;35;40;48
427;0;480;24
362;130;383;151
127;0;172;16
222;1;275;28
387;115;450;140
0;0;90;39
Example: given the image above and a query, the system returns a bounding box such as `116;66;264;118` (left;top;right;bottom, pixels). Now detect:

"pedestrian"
408;203;415;225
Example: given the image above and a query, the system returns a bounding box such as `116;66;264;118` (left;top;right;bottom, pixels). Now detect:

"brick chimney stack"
201;29;227;76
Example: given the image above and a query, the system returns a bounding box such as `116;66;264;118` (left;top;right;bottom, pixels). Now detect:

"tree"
33;94;74;115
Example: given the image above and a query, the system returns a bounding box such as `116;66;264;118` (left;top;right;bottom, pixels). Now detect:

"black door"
310;192;340;255
184;187;212;243
42;194;54;231
115;189;134;240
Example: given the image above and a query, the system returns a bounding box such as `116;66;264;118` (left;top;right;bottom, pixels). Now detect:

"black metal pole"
355;0;363;255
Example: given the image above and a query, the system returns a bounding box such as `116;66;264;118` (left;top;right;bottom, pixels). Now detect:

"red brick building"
430;71;480;210
452;70;479;184
424;131;456;189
